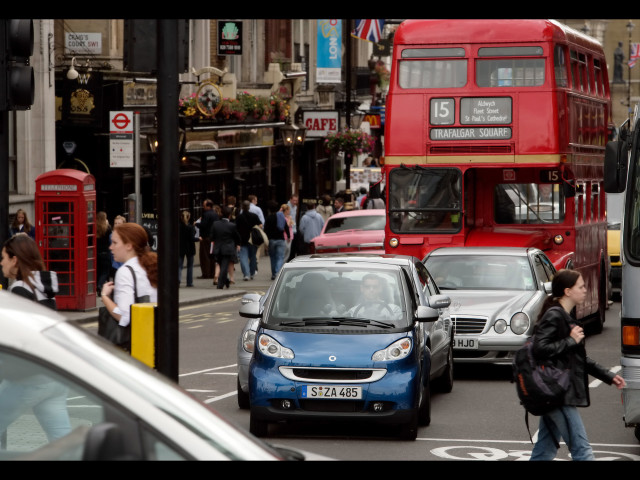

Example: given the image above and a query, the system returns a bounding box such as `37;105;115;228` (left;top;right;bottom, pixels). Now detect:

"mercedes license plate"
455;337;478;349
301;385;362;399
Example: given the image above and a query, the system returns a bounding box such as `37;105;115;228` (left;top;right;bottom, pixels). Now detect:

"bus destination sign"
430;127;512;140
430;97;512;140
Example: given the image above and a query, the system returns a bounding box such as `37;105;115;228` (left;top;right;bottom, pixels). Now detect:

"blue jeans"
179;254;194;286
239;244;257;278
530;405;594;461
0;375;71;442
268;239;286;277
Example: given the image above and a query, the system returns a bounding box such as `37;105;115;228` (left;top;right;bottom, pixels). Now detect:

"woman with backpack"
1;233;58;309
530;269;625;461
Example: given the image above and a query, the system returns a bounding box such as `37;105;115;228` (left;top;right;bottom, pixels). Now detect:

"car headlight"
494;319;507;334
510;312;530;335
242;329;256;353
257;334;294;359
372;337;412;361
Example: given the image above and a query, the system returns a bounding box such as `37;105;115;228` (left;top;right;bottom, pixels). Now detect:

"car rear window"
324;215;386;234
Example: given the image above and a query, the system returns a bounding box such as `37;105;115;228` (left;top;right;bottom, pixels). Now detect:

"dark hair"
114;223;158;287
536;269;581;322
3;233;44;289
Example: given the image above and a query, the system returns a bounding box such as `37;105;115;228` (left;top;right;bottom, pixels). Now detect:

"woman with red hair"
100;223;158;337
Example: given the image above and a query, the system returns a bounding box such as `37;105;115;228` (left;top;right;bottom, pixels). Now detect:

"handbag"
98;266;150;351
249;225;269;248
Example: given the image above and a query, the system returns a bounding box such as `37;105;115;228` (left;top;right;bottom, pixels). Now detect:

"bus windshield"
388;167;462;233
494;183;565;224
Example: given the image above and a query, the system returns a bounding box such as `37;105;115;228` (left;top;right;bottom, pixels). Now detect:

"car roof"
425;246;537;258
325;209;386;219
289;253;418;267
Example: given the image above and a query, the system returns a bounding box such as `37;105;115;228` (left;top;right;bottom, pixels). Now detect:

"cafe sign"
303;110;339;138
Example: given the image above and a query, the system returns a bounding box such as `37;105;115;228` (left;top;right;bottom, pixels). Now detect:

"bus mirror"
562;179;576;197
604;140;627;193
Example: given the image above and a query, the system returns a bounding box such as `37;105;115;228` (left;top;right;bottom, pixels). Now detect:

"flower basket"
324;129;375;158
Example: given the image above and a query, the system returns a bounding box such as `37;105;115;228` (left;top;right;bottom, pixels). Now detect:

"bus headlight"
510;312;530;335
554;234;564;245
389;237;399;248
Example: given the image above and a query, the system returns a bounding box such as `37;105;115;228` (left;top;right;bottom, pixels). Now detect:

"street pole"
134;111;141;225
0;110;7;291
156;19;179;381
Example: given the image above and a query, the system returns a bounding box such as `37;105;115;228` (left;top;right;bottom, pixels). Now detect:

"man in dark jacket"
211;206;241;289
235;200;262;280
198;199;218;279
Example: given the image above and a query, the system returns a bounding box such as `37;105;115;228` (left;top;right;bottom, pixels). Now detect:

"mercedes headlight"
510;312;530;335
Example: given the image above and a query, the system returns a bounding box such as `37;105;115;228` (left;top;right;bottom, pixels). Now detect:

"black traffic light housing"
0;19;34;111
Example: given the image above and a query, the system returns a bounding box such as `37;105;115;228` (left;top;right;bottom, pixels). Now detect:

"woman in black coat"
178;210;196;287
530;269;625;461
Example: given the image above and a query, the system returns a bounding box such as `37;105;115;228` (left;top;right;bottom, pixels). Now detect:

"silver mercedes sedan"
423;247;554;365
0;290;324;460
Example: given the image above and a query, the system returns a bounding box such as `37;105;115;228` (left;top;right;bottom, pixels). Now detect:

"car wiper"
279;317;395;328
330;317;395;328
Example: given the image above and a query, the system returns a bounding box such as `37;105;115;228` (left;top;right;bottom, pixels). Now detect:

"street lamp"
628;20;635;122
279;119;307;201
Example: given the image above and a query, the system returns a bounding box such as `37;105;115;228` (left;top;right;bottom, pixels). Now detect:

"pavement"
63;251;275;324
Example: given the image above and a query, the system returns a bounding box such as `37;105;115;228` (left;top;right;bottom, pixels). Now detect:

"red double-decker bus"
383;19;613;329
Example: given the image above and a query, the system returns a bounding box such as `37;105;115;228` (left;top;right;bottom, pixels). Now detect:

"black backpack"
512;321;571;444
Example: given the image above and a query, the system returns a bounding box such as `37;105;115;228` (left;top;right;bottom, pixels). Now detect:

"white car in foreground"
0;291;325;460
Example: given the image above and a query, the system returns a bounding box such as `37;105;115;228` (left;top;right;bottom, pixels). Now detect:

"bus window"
494;183;565;224
399;60;467;89
476;46;545;87
594;59;603;96
554;44;568;87
388;167;462;233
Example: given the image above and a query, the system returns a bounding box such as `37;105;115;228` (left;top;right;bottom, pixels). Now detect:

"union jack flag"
351;19;385;43
630;43;640;68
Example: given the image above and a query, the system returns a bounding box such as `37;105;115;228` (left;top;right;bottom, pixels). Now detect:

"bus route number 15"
430;99;455;125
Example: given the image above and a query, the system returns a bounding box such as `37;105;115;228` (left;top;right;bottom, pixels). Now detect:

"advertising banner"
317;20;341;83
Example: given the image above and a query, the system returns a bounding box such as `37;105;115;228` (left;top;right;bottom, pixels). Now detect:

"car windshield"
267;266;408;327
323;215;386;234
425;254;535;291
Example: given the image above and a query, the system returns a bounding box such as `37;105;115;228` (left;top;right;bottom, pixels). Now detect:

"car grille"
452;315;487;335
299;400;366;412
279;366;387;383
292;368;373;381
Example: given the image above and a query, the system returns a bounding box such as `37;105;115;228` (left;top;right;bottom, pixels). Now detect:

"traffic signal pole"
0;20;34;290
155;20;180;381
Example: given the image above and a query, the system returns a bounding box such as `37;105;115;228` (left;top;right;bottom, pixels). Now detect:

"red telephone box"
35;169;96;311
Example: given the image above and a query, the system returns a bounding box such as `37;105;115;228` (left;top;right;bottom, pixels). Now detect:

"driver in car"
347;274;402;321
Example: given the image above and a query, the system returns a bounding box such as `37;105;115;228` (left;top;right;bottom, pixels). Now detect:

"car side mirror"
241;293;262;305
428;294;450;309
239;301;262;318
416;305;439;322
543;282;552;294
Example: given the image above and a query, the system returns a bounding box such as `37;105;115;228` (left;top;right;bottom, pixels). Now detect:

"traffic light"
0;19;34;111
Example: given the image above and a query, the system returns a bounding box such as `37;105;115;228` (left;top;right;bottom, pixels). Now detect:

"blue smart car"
239;254;453;440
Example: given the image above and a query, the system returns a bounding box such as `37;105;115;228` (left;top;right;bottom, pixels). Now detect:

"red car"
310;209;386;254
